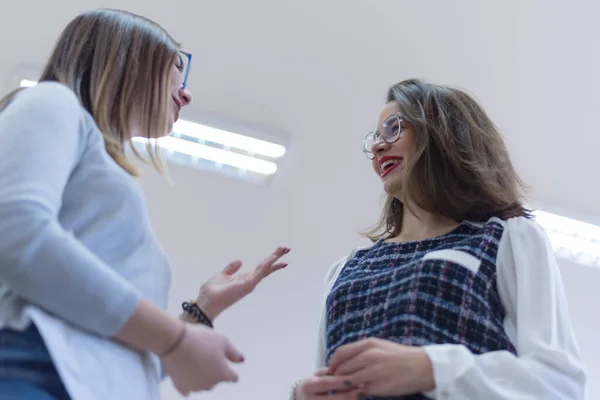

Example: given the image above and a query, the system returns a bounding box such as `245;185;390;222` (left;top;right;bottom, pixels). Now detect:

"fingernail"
283;263;288;268
240;355;245;362
344;380;352;386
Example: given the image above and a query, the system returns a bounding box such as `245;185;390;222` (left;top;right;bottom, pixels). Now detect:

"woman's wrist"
179;312;197;324
115;298;184;355
158;323;187;358
195;294;217;321
416;348;435;392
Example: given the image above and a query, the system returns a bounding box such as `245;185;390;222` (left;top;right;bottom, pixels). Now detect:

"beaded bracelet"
182;300;214;328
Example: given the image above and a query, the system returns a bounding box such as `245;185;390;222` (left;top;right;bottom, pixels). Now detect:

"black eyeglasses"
177;51;192;90
363;114;404;160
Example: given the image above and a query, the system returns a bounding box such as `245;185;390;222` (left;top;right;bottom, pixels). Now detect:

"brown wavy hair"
365;79;531;242
0;9;181;175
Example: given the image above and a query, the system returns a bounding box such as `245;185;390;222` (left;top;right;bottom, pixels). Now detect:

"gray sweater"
0;82;171;400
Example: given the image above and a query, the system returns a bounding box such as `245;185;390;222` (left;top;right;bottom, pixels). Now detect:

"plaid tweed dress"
325;220;517;400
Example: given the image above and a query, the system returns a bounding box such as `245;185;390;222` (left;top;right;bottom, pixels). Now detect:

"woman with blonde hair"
0;8;289;400
292;79;586;399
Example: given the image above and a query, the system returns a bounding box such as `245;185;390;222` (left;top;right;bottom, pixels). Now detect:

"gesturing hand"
196;247;290;321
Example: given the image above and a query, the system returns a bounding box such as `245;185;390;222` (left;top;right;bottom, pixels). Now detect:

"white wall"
135;164;600;400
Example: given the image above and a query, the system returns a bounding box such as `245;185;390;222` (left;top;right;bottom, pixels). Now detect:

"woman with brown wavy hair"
292;79;585;399
0;8;289;400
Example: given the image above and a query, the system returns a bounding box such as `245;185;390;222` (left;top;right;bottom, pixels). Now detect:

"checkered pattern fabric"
325;220;516;400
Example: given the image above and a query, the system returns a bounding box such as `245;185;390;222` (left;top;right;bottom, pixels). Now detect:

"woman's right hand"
161;324;244;396
294;368;363;400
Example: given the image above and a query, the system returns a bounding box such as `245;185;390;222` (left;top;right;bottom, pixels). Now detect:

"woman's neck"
387;202;460;243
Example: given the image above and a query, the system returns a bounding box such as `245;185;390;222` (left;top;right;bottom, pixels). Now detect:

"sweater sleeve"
422;217;586;399
0;82;141;337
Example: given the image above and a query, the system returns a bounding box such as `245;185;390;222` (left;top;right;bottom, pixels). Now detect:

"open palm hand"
196;247;290;321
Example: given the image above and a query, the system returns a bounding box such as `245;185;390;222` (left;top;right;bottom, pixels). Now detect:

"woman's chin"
382;178;403;198
155;125;173;138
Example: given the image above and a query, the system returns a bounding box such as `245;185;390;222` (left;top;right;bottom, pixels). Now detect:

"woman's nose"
179;88;192;107
372;137;391;154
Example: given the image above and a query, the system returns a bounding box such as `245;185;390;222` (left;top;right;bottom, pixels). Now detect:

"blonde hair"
0;8;181;175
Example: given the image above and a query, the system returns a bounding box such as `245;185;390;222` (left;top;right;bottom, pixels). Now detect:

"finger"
252;248;290;280
347;366;377;388
173;383;189;397
275;246;291;256
222;366;239;383
314;367;330;377
266;262;288;273
334;351;372;377
224;339;245;363
323;388;364;399
174;379;193;397
329;339;374;373
222;260;243;276
303;375;356;394
252;263;288;284
269;246;289;258
259;247;290;267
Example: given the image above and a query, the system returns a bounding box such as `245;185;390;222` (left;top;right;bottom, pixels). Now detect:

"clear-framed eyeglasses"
363;114;404;160
177;50;192;90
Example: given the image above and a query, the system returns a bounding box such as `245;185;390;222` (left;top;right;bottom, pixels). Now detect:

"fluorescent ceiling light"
534;210;600;268
137;136;277;175
20;79;37;87
173;119;285;159
19;79;284;178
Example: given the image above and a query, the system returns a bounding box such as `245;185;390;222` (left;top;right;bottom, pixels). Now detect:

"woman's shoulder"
479;215;546;238
12;82;99;141
456;216;549;264
473;216;552;264
324;244;374;287
4;82;86;130
0;82;100;159
15;82;80;111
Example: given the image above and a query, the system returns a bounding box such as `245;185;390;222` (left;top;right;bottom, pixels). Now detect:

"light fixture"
19;79;37;87
134;136;278;176
17;79;286;183
173;119;286;159
534;210;600;268
131;119;286;183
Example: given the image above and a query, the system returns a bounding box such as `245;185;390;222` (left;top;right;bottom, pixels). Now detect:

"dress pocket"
422;249;481;274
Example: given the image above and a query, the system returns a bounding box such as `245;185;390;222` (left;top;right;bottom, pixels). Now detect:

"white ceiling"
2;1;599;399
3;0;599;221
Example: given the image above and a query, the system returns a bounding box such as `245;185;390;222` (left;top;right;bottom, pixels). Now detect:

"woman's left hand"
194;247;290;321
328;338;435;398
